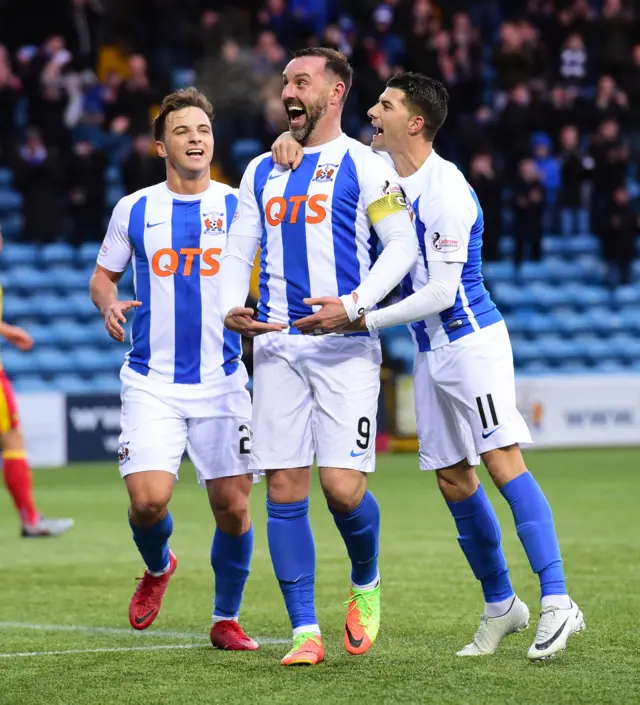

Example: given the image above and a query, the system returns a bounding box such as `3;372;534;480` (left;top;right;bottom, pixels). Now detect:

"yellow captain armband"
366;185;409;226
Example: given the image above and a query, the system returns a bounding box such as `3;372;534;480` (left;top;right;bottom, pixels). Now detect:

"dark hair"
290;47;353;103
386;72;449;141
153;87;214;141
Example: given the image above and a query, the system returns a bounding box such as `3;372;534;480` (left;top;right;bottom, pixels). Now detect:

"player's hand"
293;297;350;334
104;300;141;342
224;307;286;337
343;315;367;333
271;132;304;170
6;326;34;351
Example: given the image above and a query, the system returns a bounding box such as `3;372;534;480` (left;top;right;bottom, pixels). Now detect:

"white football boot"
527;600;585;661
457;596;530;656
22;516;74;537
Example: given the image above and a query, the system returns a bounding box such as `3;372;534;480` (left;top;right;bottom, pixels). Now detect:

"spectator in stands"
12;127;66;243
121;134;165;196
67;139;107;243
590;118;630;239
587;74;629;131
558;33;589;89
602;186;638;286
0;47;21;165
493;21;539;94
512;158;545;267
498;83;538;174
558;125;593;236
622;44;640;140
532;131;561;231
598;0;635;82
113;54;155;136
468;153;502;262
544;84;579;138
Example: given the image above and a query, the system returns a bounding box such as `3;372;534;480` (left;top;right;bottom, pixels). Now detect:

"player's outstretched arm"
350;260;462;333
271;132;304;171
0;321;33;351
90;265;140;343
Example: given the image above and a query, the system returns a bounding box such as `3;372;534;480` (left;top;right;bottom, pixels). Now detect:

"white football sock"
352;572;380;591
541;594;571;610
484;594;516;618
293;624;321;638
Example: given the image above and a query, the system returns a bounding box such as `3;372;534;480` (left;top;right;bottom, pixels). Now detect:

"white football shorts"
118;365;253;485
250;332;382;472
414;320;532;470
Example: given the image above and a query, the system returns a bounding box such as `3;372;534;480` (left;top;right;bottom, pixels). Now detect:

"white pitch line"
0;621;289;645
0;644;208;658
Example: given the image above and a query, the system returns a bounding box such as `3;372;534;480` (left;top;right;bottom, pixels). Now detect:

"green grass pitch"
1;449;639;704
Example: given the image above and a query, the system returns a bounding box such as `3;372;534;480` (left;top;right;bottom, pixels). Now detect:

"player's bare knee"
129;497;169;526
266;467;311;504
482;444;527;489
207;476;252;535
436;462;479;503
0;428;24;453
320;468;367;513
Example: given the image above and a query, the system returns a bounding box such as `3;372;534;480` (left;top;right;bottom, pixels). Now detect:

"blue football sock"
329;490;380;587
267;498;317;629
211;525;253;620
129;511;173;574
500;471;566;598
447;485;514;603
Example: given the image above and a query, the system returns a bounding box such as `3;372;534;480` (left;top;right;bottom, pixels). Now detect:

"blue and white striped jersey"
229;134;406;330
98;180;242;385
400;151;502;350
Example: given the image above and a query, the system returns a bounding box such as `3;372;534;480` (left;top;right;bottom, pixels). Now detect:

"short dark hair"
386;72;449;141
153;87;214;141
290;47;353;103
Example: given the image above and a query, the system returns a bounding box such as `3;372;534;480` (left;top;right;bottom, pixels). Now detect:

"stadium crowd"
0;0;639;282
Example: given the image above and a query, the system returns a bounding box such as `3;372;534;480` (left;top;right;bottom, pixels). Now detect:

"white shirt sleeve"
340;149;418;320
219;161;263;321
423;176;477;264
97;197;133;273
365;260;463;330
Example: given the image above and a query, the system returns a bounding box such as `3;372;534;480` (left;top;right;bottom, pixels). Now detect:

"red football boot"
210;620;259;650
129;551;178;630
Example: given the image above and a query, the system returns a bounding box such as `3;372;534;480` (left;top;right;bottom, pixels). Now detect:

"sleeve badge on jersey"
232;207;240;223
431;232;460;253
312;163;338;182
203;211;225;235
99;240;109;256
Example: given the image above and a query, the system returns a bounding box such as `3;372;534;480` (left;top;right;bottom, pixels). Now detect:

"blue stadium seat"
491;283;536;311
581;308;623;336
49;320;96;346
27;324;57;346
613;284;640;307
5;266;52;292
1;243;37;268
33;349;70;374
503;311;529;336
1;295;34;321
522;311;558;336
575;255;606;285
0;188;23;212
565;233;600;256
592;359;629;373
230;139;263;174
483;261;515;284
106;184;125;209
528;283;566;311
40;242;76;266
619;306;640;333
542;236;564;257
518;260;551;283
50;374;94;393
563;283;610;310
536;336;579;364
11;376;54;393
0;167;12;186
611;333;640;363
511;337;542;366
67;292;100;320
544;257;581;283
554;360;592;374
39;295;74;318
0;213;23;239
519;359;555;375
554;309;589;337
1;349;35;376
78;242;100;265
632;259;640;280
89;374;122;394
105;165;121;184
573;335;620;364
498;236;514;256
386;336;415;371
48;265;90;290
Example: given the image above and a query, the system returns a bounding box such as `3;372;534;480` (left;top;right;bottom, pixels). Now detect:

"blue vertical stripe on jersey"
331;151;361;295
127;196;151;375
412;196;429;271
172;199;203;383
282;152;321;328
368;227;379;270
401;272;431;351
254;157;274;323
223;193;241;376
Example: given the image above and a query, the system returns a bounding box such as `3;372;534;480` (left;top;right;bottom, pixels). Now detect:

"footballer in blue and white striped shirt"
90;88;279;650
219;48;418;665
